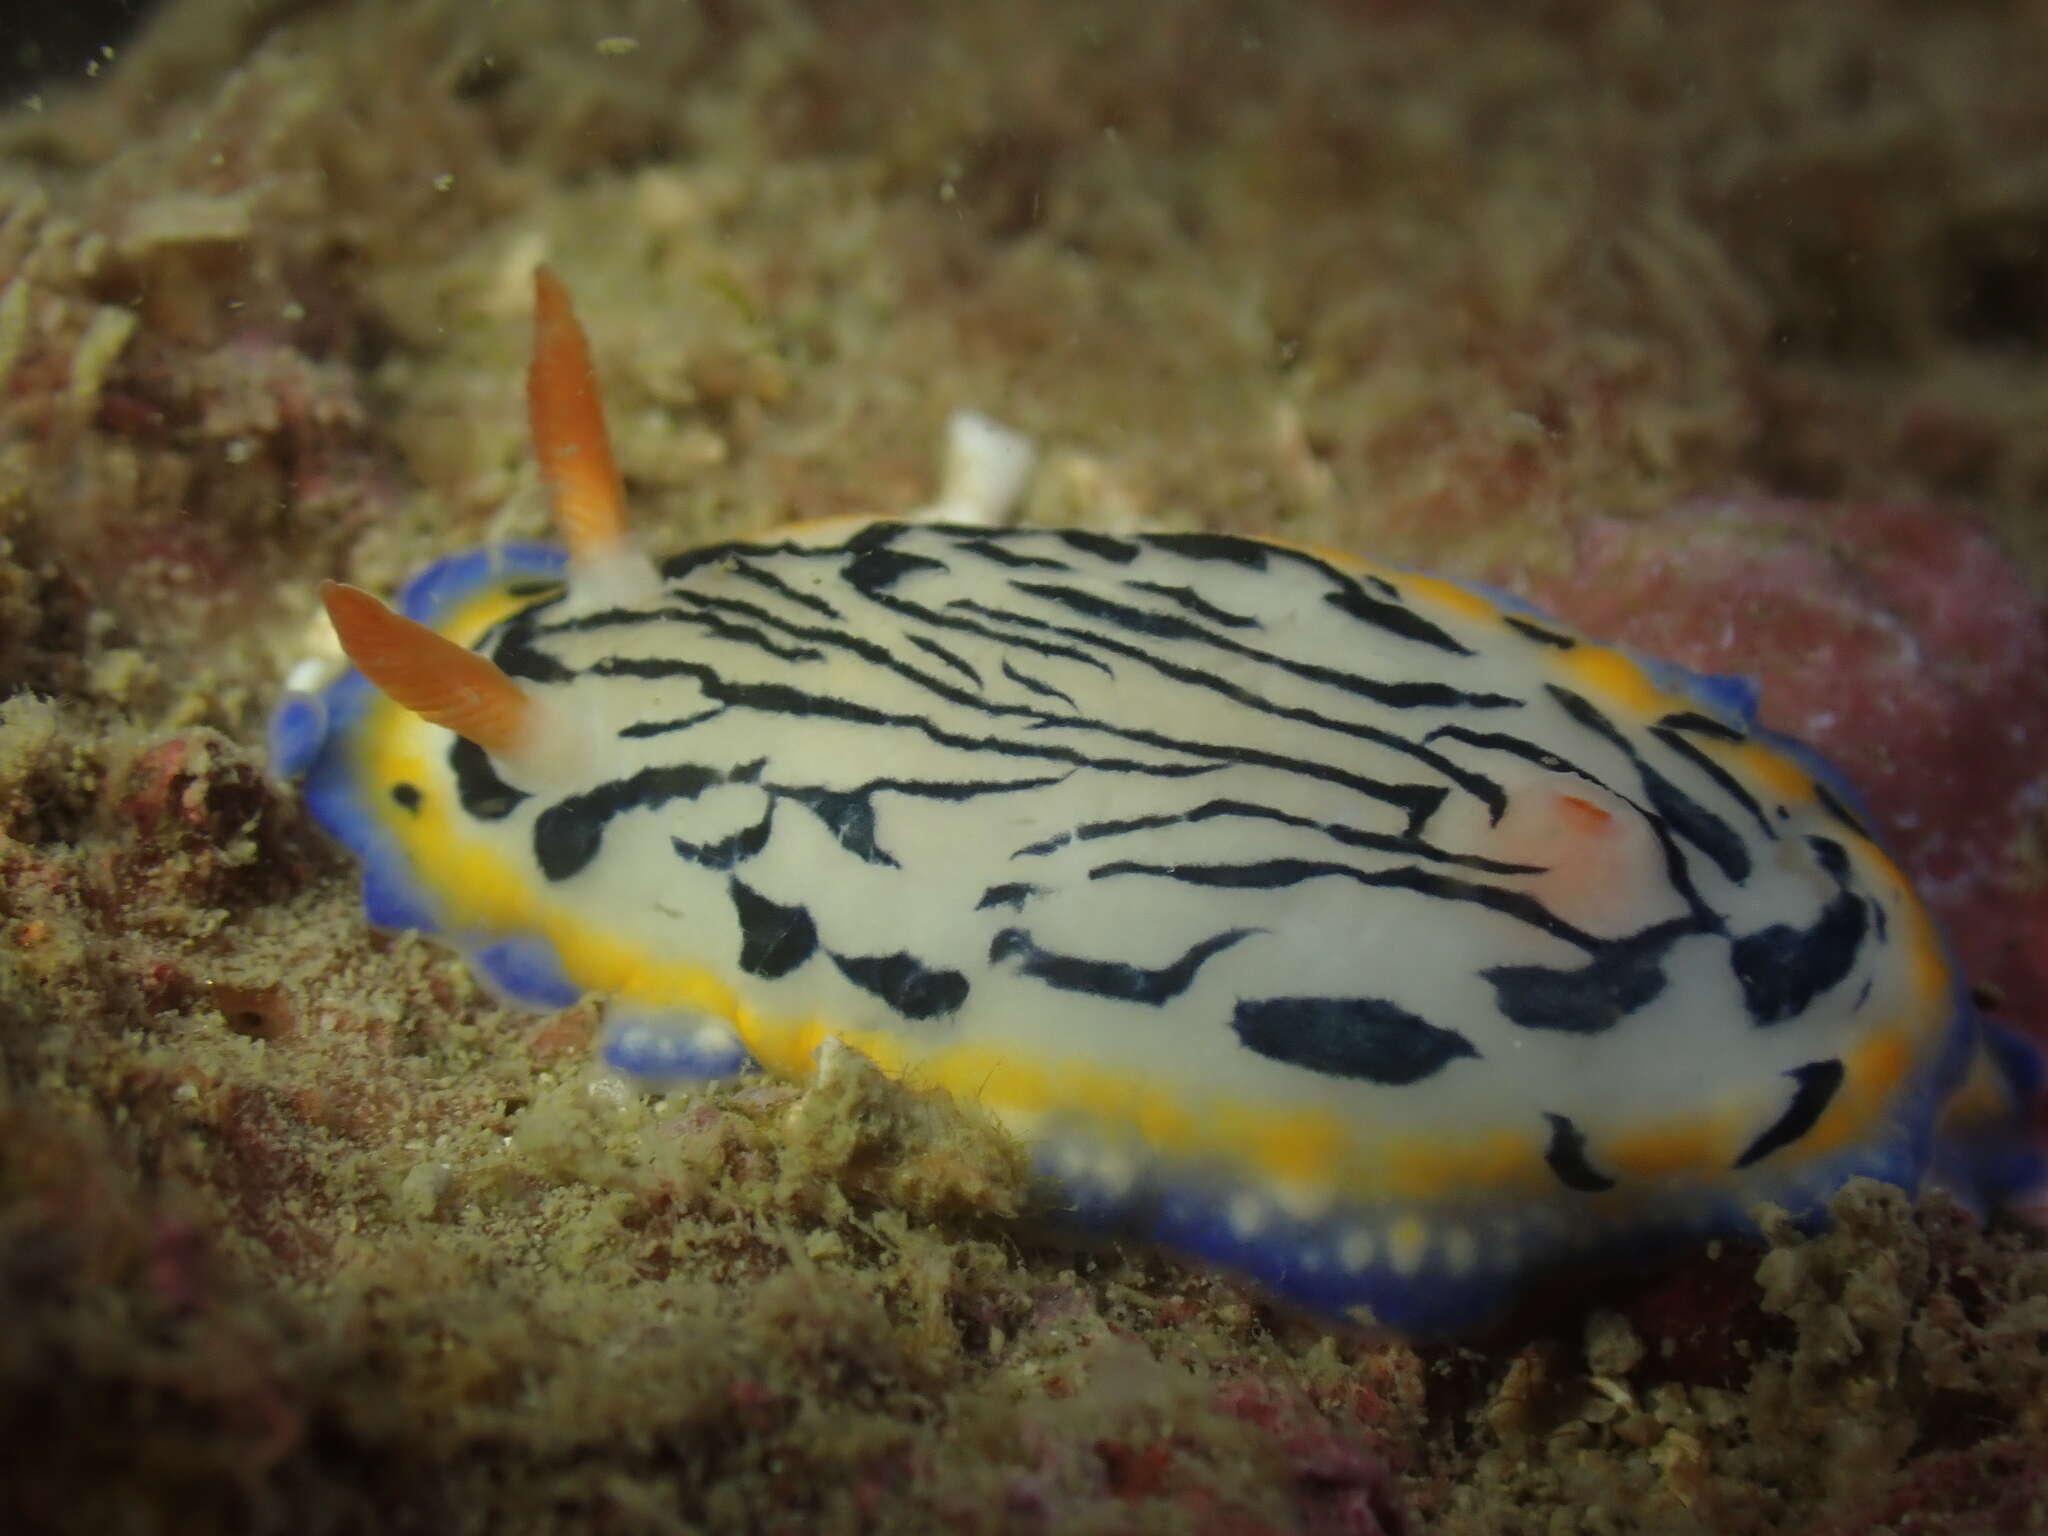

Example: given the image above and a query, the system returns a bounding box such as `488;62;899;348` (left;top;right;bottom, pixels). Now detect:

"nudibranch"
271;271;2044;1333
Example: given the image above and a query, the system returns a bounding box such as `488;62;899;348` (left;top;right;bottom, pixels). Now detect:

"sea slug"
271;271;2043;1333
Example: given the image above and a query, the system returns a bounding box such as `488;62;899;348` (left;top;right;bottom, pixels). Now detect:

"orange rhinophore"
320;581;535;758
529;266;631;563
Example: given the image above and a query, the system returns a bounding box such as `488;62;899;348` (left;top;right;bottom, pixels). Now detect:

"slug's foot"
600;1006;756;1088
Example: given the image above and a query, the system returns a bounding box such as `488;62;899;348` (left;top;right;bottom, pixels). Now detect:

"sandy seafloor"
4;1;2048;1531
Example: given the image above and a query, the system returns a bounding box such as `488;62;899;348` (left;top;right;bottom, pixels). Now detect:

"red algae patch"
1508;500;2048;1043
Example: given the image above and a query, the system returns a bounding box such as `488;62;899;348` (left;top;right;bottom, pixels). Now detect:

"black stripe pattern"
433;521;1912;1197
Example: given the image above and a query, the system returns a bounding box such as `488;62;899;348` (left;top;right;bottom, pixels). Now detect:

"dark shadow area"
0;0;160;98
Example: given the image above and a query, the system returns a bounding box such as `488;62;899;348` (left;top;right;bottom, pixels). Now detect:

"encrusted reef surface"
2;2;2047;1531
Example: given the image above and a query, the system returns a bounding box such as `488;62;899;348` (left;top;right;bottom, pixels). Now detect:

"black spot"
1000;659;1078;710
844;547;947;595
1058;529;1139;564
619;706;726;740
1069;796;1541;876
671;805;774;871
504;578;565;598
1542;1113;1616;1192
1650;725;1777;841
1144;531;1268;567
730;878;818;979
449;737;528;821
1423;724;1582;780
1734;1060;1846;1168
1320;582;1472;655
1123;579;1262;629
907;632;982;686
1008;580;1510;718
532;764;723;881
1505;615;1576;649
1093;856;1603;952
845;520;904;553
788;776;1066;870
660;540;747;582
657;603;825;663
1229;996;1478;1085
976;882;1040;911
1011;581;1200;643
390;783;422;813
729;560;845;619
782;785;895;866
955;536;1071;571
485;608;577;684
1731;895;1868;1024
940;598;1117;677
1647;774;1753;884
1809;835;1852;881
1657;710;1746;743
831;950;968;1020
1484;926;1684;1034
991;926;1253;1005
